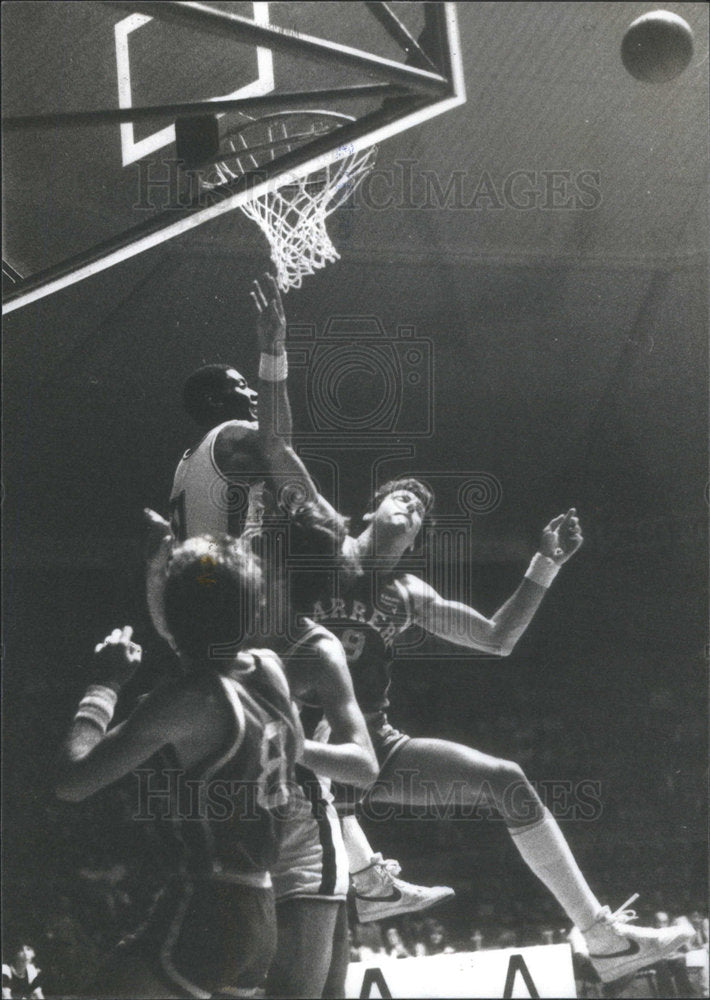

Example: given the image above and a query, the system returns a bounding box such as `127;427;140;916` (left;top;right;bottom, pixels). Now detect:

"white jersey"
169;420;265;541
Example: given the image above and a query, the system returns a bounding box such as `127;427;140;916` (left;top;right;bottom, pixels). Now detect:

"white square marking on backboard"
115;2;275;166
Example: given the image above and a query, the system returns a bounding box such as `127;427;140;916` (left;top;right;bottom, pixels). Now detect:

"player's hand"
93;626;143;692
143;507;171;558
539;508;583;565
251;272;286;354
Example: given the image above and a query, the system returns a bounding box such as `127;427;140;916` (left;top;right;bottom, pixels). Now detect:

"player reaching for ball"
144;272;456;924
254;274;695;985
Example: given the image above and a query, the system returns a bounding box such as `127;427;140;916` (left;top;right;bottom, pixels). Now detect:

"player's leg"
343;813;454;923
320;898;350;999
175;881;277;996
369;737;694;984
267;898;342;997
300;628;454;922
269;764;351;996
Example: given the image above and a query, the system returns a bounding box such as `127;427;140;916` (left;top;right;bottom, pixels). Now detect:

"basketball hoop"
200;111;377;292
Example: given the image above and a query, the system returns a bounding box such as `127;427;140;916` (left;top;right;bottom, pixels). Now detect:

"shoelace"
603;893;640;925
376;857;402;879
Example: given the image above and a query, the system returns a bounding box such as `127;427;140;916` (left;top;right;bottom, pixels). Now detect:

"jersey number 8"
256;720;291;810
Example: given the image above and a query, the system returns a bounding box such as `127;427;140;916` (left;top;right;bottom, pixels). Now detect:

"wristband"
524;552;560;589
75;684;118;734
259;351;287;382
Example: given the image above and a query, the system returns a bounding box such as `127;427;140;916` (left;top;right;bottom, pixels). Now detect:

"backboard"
2;2;464;313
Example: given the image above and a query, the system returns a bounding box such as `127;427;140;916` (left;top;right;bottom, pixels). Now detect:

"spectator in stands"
651;910;695;999
675;907;709;997
383;927;412;959
495;928;519;949
2;944;44;999
469;927;484;951
351;924;385;962
400;917;427;957
421;919;455;956
43;893;101;981
687;908;709;950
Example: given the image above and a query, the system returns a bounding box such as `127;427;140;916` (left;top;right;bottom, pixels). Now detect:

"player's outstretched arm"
252;272;291;446
143;508;178;648
300;632;378;787
55;627;184;801
252;274;344;521
407;509;583;657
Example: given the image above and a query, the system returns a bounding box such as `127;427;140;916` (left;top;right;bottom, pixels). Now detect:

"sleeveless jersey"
308;537;413;715
153;650;302;881
2;965;42;1000
169;420;265;542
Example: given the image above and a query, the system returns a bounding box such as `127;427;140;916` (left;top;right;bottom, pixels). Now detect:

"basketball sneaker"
352;854;454;923
584;894;695;984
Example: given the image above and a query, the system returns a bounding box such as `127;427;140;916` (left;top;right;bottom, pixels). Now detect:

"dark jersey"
152;650;302;880
2;966;43;999
308;535;413;715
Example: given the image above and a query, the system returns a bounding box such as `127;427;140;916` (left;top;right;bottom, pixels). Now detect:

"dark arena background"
2;3;708;998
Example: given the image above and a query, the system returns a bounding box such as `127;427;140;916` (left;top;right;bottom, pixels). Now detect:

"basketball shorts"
271;764;349;903
317;712;411;815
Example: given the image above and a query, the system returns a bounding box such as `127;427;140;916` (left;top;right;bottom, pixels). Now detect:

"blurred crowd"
350;907;709;998
5;885;706;997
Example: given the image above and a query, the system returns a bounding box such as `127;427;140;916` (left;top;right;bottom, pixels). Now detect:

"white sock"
341;815;376;875
509;809;602;932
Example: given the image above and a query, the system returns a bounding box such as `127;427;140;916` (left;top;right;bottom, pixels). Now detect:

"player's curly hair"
164;534;262;663
284;503;355;616
372;477;435;517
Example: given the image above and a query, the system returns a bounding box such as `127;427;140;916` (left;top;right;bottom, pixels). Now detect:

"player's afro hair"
182;364;253;428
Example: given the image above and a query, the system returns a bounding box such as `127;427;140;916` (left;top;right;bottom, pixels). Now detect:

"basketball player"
251;273;454;924
55;536;305;998
145;273;454;924
141;346;381;993
257;320;696;986
144;362;261;647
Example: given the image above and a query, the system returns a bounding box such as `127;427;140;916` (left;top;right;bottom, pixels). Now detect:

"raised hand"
94;625;143;692
539;508;583;564
251;272;286;354
143;506;171;557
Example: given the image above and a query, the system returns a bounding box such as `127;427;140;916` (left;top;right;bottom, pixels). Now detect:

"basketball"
621;11;694;83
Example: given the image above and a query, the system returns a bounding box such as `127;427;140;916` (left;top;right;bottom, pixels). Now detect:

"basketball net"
200;112;377;292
